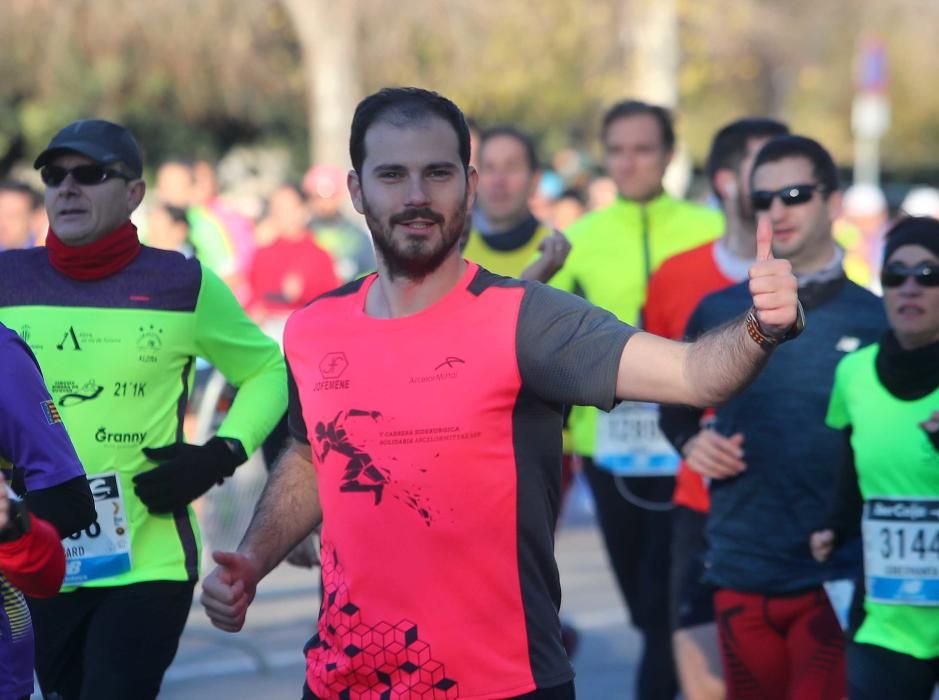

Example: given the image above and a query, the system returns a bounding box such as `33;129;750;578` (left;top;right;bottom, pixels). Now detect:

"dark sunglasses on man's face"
40;164;133;187
750;183;825;212
881;262;939;288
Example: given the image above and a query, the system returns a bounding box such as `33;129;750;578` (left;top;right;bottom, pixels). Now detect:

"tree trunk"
619;0;689;195
282;0;362;168
621;0;679;108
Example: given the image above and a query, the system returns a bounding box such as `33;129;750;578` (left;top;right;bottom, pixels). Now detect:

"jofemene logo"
313;352;351;391
319;352;348;379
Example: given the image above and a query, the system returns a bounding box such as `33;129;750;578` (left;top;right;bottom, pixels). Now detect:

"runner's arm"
819;359;863;547
0;329;94;537
826;428;863;546
236;440;322;579
193;267;288;456
615;217;797;407
0;510;66;598
614;323;766;407
24;476;96;538
657;303;706;452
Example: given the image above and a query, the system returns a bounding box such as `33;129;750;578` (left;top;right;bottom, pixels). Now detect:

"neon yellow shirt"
463;224;553;278
0;246;287;587
550;193;723;455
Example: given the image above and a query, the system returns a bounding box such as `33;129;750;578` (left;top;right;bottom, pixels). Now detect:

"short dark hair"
0;179;40;208
557;188;587;206
156;203;190;229
601;100;674;150
349;87;471;176
478;126;539;172
705;118;789;195
750;135;839;195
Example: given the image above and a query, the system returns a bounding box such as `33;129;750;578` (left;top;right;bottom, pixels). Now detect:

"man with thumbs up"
662;135;886;700
200;89;808;700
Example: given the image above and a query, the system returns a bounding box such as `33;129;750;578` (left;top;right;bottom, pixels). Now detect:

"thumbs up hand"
747;214;800;338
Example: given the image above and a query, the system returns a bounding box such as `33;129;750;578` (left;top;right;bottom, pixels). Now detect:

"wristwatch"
0;499;31;543
745;301;805;351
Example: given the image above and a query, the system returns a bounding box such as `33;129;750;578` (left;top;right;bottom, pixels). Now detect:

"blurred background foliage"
0;0;936;182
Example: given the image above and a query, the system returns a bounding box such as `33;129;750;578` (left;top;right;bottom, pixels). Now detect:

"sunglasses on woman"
40;164;133;187
881;262;939;288
750;184;825;212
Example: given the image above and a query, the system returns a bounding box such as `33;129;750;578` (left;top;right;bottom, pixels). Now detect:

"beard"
363;195;468;282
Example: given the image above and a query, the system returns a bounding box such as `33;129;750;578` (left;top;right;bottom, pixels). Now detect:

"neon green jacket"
0;246;287;587
550;193;723;455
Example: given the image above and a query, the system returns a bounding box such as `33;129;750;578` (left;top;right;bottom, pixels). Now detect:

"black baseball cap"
33;119;143;178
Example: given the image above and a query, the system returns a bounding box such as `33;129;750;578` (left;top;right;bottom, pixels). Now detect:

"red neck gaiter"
46;221;141;280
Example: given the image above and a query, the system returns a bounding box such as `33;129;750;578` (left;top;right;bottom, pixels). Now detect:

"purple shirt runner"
0;322;85;700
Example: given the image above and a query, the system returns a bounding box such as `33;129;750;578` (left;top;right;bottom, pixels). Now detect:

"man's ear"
127;180;146;215
348;170;365;215
663;148;674;169
712;169;737;201
466;165;478;210
826;190;843;221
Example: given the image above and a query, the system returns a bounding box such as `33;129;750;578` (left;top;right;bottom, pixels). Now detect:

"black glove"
134;437;246;514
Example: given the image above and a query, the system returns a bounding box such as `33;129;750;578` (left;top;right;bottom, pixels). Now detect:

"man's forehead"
752;155;814;184
607;114;665;144
363;117;461;166
887;244;939;265
0;190;31;205
480;134;527;162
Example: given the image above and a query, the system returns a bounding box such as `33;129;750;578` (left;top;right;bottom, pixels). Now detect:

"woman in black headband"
811;216;939;699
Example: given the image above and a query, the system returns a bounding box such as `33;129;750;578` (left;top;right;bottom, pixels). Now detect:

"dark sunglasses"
881;262;939;288
750;184;825;212
40;164;133;187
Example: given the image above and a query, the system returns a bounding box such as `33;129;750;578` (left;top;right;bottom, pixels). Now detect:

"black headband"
883;217;939;264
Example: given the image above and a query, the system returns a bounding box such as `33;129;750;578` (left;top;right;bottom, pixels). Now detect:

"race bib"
862;498;939;606
594;401;679;477
63;473;131;585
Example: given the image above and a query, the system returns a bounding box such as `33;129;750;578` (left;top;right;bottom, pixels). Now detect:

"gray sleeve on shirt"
516;282;636;409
